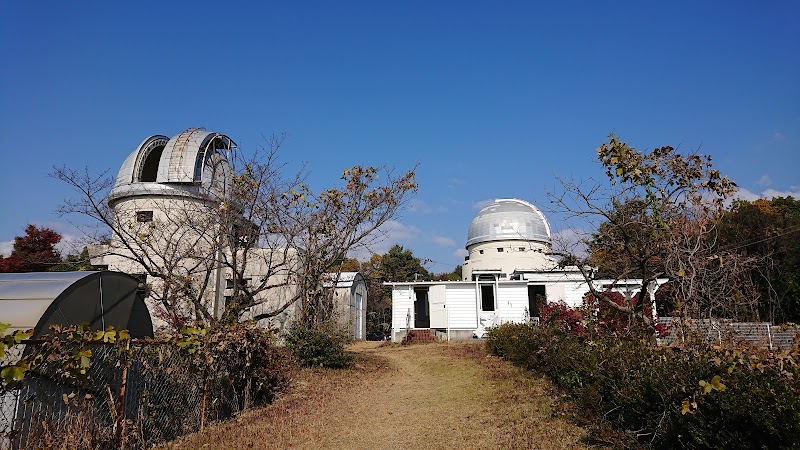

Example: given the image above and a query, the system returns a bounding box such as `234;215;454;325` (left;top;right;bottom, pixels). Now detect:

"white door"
354;293;363;339
429;285;447;328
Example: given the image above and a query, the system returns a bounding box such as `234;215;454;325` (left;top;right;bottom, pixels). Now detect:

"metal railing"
656;317;798;350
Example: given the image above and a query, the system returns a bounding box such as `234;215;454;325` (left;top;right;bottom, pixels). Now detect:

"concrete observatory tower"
90;128;238;319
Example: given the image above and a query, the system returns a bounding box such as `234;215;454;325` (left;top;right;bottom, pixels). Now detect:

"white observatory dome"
466;199;551;248
108;128;236;205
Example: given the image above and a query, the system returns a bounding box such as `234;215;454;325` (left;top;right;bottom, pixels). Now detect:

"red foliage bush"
541;296;669;340
540;301;587;337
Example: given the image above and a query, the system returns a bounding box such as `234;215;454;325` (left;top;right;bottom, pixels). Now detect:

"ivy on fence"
0;321;294;450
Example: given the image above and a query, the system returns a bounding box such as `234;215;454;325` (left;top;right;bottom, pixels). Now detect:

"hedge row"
486;323;800;449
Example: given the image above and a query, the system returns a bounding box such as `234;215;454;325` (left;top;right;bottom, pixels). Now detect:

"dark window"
226;278;251;289
233;223;258;248
518;247;526;251
481;284;495;311
497;248;504;252
136;211;153;222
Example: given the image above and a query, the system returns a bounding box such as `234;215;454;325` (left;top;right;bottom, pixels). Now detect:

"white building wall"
445;284;478;329
496;283;528;324
464;241;553;280
388;277;663;342
563;281;591;308
545;283;567;304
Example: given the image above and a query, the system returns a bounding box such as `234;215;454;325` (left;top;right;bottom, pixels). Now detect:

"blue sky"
1;1;798;272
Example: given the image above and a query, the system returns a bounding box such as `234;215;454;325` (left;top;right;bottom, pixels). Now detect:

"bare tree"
219;137;418;326
53;134;417;330
548;135;756;329
53;167;228;327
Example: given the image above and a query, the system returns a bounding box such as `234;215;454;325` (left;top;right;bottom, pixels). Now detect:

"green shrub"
211;323;295;406
485;322;546;365
284;323;354;368
486;323;800;449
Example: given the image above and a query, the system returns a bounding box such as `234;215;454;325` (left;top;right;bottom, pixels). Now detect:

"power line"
717;223;800;253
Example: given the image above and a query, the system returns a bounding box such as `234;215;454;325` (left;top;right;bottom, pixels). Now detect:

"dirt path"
161;342;591;449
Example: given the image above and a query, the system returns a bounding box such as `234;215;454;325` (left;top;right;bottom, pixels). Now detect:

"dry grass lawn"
159;341;594;449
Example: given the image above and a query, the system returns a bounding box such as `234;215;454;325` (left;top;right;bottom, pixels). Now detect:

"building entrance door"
414;287;430;328
354;292;363;339
528;285;546;318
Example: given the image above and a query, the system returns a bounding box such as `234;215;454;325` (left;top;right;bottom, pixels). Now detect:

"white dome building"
462;199;557;281
109;128;236;207
388;197;666;342
89;128;239;326
88;128;368;339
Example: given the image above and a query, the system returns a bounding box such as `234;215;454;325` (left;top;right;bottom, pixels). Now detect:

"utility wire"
717;224;800;253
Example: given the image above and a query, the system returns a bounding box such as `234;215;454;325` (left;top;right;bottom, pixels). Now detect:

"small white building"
388;199;665;342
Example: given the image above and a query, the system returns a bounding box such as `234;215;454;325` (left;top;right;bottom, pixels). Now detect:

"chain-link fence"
1;339;279;450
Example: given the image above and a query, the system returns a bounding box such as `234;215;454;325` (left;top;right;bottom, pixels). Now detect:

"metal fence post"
116;340;131;449
200;366;208;433
766;323;773;350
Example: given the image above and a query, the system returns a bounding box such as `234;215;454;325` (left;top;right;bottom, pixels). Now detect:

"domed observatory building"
88;129;368;338
90;128;238;325
388;198;666;342
463;198;557;281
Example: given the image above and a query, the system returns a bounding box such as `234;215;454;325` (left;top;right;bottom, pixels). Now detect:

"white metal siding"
545;283;566;304
445;284;478;329
391;287;413;331
497;284;528;324
564;282;591;308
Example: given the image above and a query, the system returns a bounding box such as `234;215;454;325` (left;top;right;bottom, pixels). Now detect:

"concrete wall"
463;239;553;280
90;219;305;333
